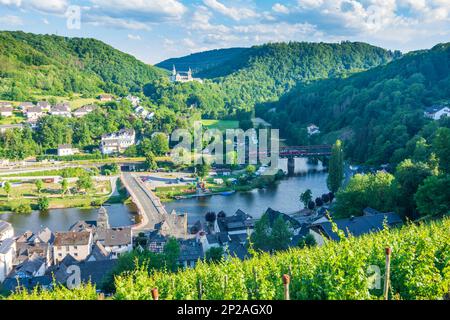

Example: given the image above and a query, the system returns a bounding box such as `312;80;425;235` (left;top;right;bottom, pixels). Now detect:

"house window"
74;253;78;257
66;246;69;251
74;246;78;250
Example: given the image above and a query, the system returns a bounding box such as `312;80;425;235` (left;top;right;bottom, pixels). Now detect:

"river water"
1;158;329;234
0;203;136;235
165;158;329;223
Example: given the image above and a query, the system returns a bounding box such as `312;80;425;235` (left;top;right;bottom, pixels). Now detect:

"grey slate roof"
0;238;14;254
97;227;132;246
265;207;302;229
1;275;53;293
313;212;403;241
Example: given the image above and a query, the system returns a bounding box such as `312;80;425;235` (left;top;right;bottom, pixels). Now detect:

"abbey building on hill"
170;65;203;83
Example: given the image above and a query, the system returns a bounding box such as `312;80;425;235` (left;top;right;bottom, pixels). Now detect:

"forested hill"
258;42;450;164
156;47;248;74
0;31;166;100
153;42;399;113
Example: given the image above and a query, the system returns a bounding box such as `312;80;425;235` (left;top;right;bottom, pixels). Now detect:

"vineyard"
6;217;450;300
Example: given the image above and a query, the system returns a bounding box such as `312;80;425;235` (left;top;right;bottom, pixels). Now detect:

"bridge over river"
120;172;187;237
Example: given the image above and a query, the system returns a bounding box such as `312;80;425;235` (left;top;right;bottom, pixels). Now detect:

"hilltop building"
169;65;203;83
424;105;450;120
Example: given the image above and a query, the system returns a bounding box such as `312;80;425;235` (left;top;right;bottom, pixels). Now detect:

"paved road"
120;172;166;231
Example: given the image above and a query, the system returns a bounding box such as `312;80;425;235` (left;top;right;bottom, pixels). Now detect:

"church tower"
97;206;110;230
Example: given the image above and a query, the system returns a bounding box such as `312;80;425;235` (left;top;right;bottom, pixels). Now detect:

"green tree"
60;178;69;196
205;247;224;263
163;237;181;271
3;181;11;200
35;179;44;194
334;172;395;218
433;127;450;173
394;159;433;217
297;234;317;249
271;216;293;251
150;133;169;156
327;140;344;193
12;202;32;214
37;197;49;211
76;174;93;193
144;151;157;171
300;189;312;208
195;163;211;180
415;175;450;217
251;213;272;251
245;164;256;175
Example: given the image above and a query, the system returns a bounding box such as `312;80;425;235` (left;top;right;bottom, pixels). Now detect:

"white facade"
0;107;13;117
53;231;93;264
0;221;15;283
307;124;320;135
57;145;78;156
170;65;203;83
425;107;450;120
100;129;136;155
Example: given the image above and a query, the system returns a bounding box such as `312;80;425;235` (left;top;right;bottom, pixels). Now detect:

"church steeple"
97;205;110;230
172;64;177;76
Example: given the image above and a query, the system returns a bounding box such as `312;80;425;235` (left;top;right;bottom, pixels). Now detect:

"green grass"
0;112;25;125
201;119;239;131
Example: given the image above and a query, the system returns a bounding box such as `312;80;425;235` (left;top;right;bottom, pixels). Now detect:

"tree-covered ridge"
0;31;166;99
6;218;450;300
156;47;248;74
259;42;450;164
149;41;399;116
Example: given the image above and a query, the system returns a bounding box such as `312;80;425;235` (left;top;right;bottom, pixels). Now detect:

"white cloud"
84;15;152;31
272;3;290;14
27;0;68;13
0;14;23;25
203;0;259;21
190;5;230;32
127;34;141;40
42;18;49;24
0;0;21;6
90;0;187;19
297;0;323;9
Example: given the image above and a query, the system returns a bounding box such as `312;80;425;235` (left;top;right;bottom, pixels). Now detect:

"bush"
37;197;49;211
12;203;32;214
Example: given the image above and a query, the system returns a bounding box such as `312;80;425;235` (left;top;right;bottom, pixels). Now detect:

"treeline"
152;41;399;117
259;42;450;165
0;31;166;100
0;99;180;160
334;127;450;219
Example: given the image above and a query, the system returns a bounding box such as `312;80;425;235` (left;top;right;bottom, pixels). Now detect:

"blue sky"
1;0;449;64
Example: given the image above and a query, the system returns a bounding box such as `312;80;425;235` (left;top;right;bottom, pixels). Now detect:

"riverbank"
154;169;287;202
0;176;129;213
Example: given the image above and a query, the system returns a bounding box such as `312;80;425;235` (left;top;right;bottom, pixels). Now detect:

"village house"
12;252;46;279
97;227;133;259
53;231;93;264
0;221;15;283
25;106;45;123
50;103;71;117
18;102;34;111
0;220;14;240
100;128;136;155
73;104;96;117
57;144;78;156
0;101;12;108
424;105;450;120
126;95;140;106
98;94;113;102
15;228;54;268
178;239;204;268
0;124;24;133
37;101;51;111
307;124;320;135
309;208;402;245
0;106;13;117
217;209;254;238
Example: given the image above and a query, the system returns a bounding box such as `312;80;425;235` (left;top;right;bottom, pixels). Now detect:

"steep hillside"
259;43;450;164
148;42;399;116
0;31;165;99
156;47;248;74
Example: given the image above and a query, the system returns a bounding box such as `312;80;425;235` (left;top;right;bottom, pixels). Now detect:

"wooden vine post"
282;274;290;300
151;288;159;300
383;247;392;300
